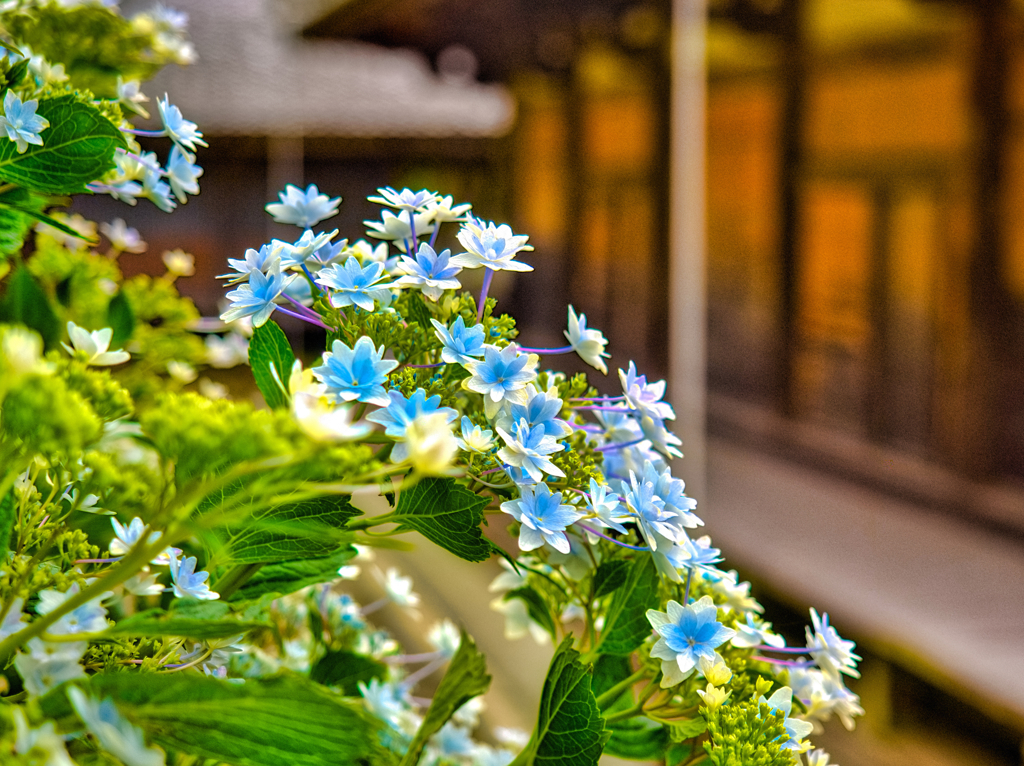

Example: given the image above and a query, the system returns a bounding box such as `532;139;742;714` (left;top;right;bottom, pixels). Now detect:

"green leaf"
218;494;361;564
1;264;61;348
590;654;632;699
400;631;491;766
230;547;357;603
310;650;387;696
106;288;135;346
596;555;659;656
592;560;629;599
108;608;269;640
404;290;434;329
669;718;707;741
0;95;127;194
248;320;295;409
514;637;605;766
389;477;498;563
503;586;556;642
604;718;668;761
40;673;385;766
0;489;14;561
0;200;32;256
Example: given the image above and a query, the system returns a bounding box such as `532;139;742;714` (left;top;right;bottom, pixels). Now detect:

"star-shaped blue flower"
393;243;462;301
316;256;394;311
157;94;207;153
266;183;341;228
647;596;735;687
312;336;398;406
0;90;48;153
463;343;538;418
430;315;485;365
451;216;534;273
500;483;580;554
220;261;291;327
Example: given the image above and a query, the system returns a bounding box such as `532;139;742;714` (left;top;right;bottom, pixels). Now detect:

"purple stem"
572;405;633;413
382;651;443;665
576;524;650;551
571;395;626;402
122;128;166;138
754;644;813;654
400;657;447;690
753;656;817;669
479;466;506;476
275;305;330;330
594;437;646;453
360;597;389;616
517;345;575;355
406;362;444;369
477;267;494;321
282;292;323;321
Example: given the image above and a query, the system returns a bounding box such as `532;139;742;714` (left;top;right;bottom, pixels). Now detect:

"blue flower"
619;361;675;421
220;244;277;284
0;90;48;153
312;336;398;406
68;687;165;766
451;216;534;273
585;478;629;534
647;463;701;530
393;243;462;301
220;260;291;327
806;609;861;681
266;183;341;228
430;316;485;365
368;186;439;212
364;209;435;249
157;94;207;152
275;229;339;268
495;385;572;440
500;483;580;554
647;596;736;687
496;418;565;482
140;167;175;212
463;344;538;418
168;553;218;600
165;145;202;203
617;468;676;550
316;256;394;311
366;388;458;461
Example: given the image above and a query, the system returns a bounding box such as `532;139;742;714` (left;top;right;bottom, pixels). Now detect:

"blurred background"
77;0;1024;763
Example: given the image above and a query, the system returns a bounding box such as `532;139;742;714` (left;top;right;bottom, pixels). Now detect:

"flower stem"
275;305;330;330
477;267;494;321
576;524;650;552
596;667;648;709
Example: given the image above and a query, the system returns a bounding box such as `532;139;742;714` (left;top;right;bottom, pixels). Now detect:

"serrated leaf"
592;560;629;599
503;586;556;642
1;264;60;347
515;637;605;766
220;494;361;564
310;650;387;696
229;547;356;603
0;489;14;561
404;290;434;329
106;288;135;346
390;477;498;563
0;95;127;194
40;673;384;766
400;631;491;766
108;608;269;640
248;320;295;409
596;555;659;656
0;203;31;255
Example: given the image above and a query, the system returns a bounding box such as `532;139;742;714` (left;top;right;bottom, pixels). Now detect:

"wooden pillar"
670;0;708;499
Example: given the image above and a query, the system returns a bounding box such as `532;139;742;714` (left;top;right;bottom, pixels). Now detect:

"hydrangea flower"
292;393;370;443
68;687;165;766
12;707;75;766
220;261;291;327
364;209;435;247
647;596;736;687
619;361;675;421
275;229;339;268
168;553;218;600
618;468;679;550
565;305;610;374
463;344;538;418
585;478;629;533
424;194;472;223
141;166;175;212
431;316;485;365
806;608;861;681
638;412;684;459
61;322;130;366
14;637;87;695
266;183;340;228
451;216;534;273
109;517;171;564
457;416;494;452
375;567;420;608
99;218;147;254
368;187;438;211
0;90;49;153
366;388;458;462
157;94;206;152
500;483;580;554
165;144;202;202
496;418;565;482
316;256;394;311
393;243;463;301
495;385;573;440
220;243;277;284
312;336;398;406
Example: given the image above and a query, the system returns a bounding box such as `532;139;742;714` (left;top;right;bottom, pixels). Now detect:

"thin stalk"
596;667;647;709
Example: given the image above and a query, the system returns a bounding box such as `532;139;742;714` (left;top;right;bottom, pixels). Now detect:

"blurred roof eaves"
134;0;515;138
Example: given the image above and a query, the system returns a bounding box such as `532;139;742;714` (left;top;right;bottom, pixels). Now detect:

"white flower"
428;619;461;658
166;360;197;383
1;326;50;378
162;248;195;276
266;184;341;228
405;411;459;475
13;707;76;766
564;305;609;374
456;416;494;452
100;218;147;253
292;392;370;443
205;332;249;368
375;567;420;609
62;322;130;366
